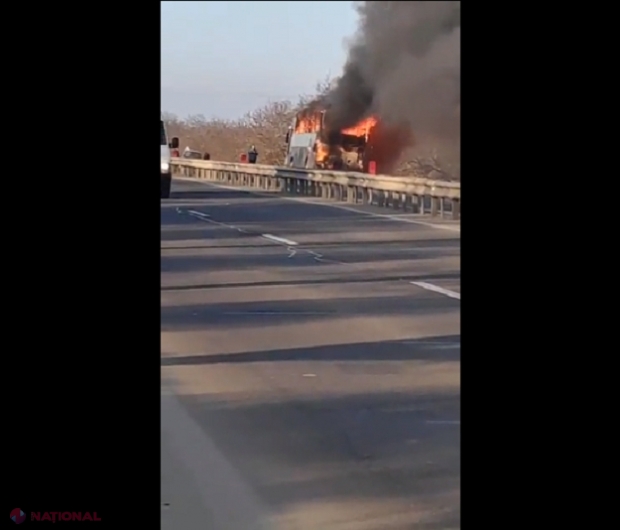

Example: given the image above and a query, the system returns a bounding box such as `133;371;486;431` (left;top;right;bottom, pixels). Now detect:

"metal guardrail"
170;158;460;220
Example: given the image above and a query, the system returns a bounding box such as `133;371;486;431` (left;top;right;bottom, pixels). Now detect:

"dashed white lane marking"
184;208;248;233
174;185;460;295
187;209;210;219
261;234;298;246
410;281;460;300
174;177;460;232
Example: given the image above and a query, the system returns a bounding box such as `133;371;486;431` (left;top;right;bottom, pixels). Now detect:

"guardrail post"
451;199;460;220
430;197;439;217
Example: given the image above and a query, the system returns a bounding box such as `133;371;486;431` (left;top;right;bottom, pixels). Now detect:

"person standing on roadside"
247;145;258;164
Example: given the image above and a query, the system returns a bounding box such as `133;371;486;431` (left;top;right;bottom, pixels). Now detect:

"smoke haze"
323;1;461;173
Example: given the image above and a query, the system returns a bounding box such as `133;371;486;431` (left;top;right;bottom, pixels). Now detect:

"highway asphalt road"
161;177;461;530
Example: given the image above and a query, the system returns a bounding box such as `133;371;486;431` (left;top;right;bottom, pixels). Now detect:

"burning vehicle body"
284;109;378;173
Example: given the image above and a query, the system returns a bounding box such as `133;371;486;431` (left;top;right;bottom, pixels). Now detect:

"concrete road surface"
161;177;461;530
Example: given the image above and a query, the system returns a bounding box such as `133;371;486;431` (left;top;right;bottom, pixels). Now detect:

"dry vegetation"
163;79;459;181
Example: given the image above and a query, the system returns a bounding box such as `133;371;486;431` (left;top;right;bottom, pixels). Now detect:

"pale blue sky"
161;1;357;119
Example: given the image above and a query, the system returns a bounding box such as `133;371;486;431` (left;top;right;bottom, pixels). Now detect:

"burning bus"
284;109;378;172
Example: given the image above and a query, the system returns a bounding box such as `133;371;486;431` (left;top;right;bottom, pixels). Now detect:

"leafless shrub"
163;77;459;180
393;146;460;181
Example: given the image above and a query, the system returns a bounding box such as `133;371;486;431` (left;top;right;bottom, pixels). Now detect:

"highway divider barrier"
170;158;460;220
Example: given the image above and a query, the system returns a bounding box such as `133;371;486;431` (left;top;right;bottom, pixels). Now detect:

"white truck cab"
161;119;179;198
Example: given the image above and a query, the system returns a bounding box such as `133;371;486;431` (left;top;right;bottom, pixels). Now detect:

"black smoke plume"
322;1;460;153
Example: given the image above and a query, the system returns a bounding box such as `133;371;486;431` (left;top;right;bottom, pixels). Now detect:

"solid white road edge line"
161;393;271;530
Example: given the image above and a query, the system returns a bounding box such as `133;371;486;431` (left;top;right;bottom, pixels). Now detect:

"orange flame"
341;116;378;137
295;112;378;138
316;141;330;164
294;112;323;134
